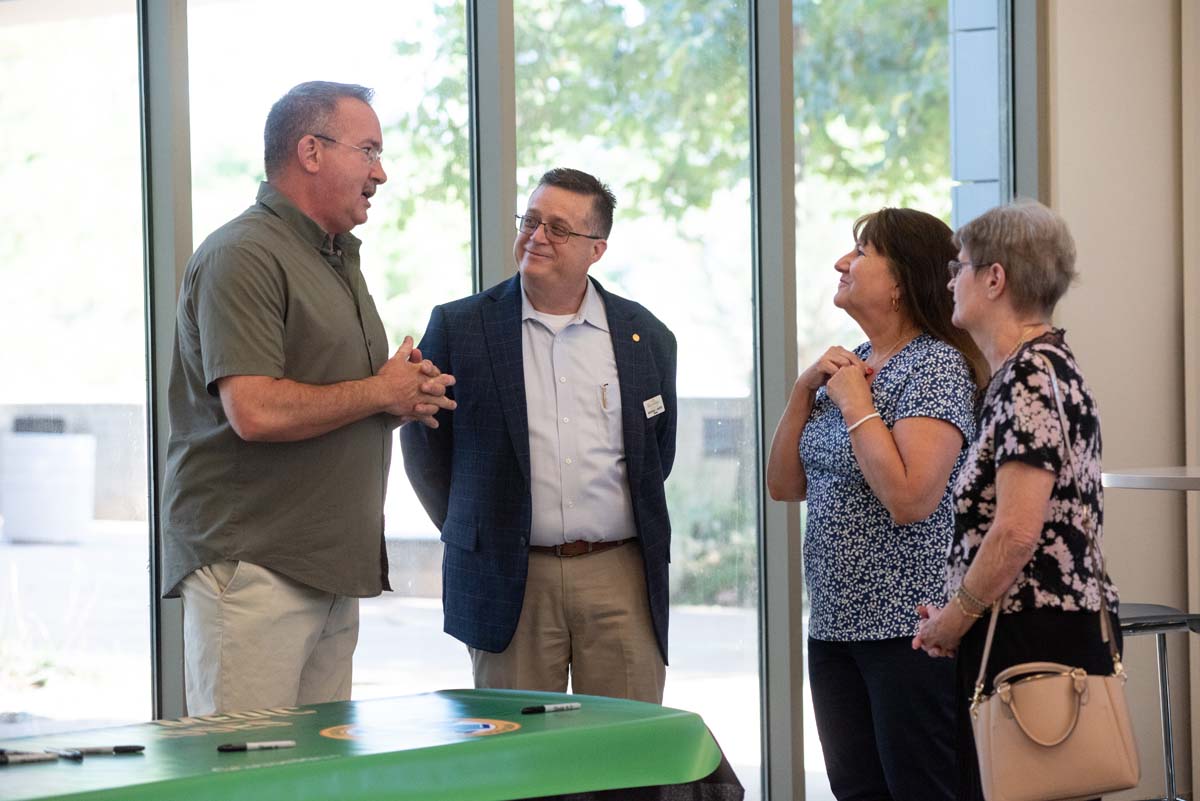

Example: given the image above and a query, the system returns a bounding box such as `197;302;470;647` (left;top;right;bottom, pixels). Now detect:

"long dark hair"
855;208;987;388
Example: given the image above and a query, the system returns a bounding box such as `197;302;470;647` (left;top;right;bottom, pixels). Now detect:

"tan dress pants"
180;560;359;715
470;542;666;703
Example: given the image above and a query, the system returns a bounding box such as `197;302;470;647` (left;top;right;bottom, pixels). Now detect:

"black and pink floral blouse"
946;329;1119;613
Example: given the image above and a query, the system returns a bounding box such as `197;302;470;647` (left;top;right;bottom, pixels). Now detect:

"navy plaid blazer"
400;274;677;662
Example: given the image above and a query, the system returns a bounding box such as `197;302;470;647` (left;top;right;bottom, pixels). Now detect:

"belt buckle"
554;541;596;557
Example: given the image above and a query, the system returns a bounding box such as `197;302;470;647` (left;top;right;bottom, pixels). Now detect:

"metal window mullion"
1011;0;1045;201
468;0;517;292
750;1;802;798
137;0;191;721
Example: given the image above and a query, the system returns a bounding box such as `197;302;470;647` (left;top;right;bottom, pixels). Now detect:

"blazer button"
519;536;527;547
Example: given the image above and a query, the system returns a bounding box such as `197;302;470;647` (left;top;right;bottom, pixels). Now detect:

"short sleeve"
191;243;287;394
992;354;1065;474
893;343;976;440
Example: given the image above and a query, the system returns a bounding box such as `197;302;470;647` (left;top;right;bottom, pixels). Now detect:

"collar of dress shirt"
256;181;361;258
519;276;610;333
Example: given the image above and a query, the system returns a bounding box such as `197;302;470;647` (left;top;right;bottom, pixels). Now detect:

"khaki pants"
470;543;666;703
180;560;359;715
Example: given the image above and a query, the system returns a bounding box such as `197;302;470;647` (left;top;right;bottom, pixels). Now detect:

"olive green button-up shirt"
162;182;392;598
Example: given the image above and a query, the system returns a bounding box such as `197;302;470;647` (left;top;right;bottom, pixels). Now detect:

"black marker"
217;740;296;753
43;745;144;761
68;745;145;756
521;702;582;714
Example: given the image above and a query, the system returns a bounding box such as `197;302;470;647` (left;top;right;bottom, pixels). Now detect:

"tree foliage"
387;0;949;223
794;0;950;198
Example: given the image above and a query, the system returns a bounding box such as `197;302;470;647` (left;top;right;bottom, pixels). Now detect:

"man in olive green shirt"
162;81;455;715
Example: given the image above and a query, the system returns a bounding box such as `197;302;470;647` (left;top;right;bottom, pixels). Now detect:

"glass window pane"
0;0;151;734
513;3;761;798
792;2;952;797
186;0;472;698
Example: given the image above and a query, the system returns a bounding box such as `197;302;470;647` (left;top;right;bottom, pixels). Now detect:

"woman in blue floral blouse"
913;200;1120;801
768;208;986;801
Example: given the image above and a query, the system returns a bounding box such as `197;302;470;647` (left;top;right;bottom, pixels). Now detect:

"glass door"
510;3;762;796
0;0;152;735
791;2;953;796
185;0;476;698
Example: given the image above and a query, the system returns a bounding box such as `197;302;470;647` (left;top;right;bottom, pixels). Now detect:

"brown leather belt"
529;538;635;558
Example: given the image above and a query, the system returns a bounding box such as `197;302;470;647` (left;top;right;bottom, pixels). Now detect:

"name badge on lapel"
643;395;666;419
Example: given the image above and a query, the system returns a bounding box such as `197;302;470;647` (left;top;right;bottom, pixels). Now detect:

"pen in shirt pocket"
600;383;609;410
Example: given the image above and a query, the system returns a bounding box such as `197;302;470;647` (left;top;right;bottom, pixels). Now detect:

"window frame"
135;1;1019;797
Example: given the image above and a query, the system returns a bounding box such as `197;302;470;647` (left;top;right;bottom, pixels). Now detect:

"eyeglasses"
312;134;383;166
947;259;984;279
515;214;604;245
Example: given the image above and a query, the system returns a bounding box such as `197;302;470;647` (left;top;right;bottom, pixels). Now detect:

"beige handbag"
970;351;1139;801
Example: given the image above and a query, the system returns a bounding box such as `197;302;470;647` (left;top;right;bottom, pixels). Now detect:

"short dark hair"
535;168;617;238
855;207;988;387
263;81;375;179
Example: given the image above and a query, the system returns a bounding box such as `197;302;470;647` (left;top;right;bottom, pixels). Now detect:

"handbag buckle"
970;681;985;719
1070;667;1089;701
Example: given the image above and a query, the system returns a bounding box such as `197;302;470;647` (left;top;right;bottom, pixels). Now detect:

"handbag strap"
971;346;1122;714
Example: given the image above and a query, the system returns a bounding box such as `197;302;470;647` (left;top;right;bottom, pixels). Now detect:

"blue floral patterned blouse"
800;333;977;641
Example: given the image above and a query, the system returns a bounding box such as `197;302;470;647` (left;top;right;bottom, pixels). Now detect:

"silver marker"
521;702;582;714
217;740;296;753
77;745;145;755
44;748;84;761
46;745;144;760
0;752;59;765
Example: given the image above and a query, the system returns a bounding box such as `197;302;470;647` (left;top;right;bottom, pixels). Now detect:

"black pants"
808;636;958;801
955;609;1123;801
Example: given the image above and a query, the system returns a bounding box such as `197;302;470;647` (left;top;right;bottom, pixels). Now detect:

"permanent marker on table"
0;752;59;765
46;745;145;760
68;745;145;756
44;748;84;761
217;740;297;753
521;702;582;714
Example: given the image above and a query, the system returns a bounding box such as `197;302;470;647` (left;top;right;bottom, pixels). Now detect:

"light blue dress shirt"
521;278;638;547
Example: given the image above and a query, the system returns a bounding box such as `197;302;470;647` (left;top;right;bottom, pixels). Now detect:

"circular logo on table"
319;718;520;741
320;724;366;740
451;718;521;736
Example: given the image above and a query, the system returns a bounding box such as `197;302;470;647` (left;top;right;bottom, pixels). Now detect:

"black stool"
1119;602;1200;801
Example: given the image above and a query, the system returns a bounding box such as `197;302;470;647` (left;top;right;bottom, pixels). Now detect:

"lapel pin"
632;333;640;342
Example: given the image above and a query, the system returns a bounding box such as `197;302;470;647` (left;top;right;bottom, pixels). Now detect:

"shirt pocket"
596;382;624;448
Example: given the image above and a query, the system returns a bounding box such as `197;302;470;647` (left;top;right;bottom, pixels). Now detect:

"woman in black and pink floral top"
912;200;1121;801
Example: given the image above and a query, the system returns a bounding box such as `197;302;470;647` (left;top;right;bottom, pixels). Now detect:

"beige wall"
1046;1;1196;797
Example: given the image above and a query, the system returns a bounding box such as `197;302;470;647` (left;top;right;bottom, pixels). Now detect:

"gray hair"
264;81;375;179
953;199;1078;316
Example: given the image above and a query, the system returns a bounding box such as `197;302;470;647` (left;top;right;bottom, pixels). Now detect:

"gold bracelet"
954;594;984;619
956;584;990;613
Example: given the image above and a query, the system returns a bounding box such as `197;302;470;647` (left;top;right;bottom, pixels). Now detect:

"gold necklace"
869;329;918;367
1004;323;1050;362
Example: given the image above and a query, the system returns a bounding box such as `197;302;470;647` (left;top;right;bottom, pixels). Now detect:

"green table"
0;689;742;800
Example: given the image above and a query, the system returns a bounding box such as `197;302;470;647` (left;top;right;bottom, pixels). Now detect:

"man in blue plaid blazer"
401;168;677;702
